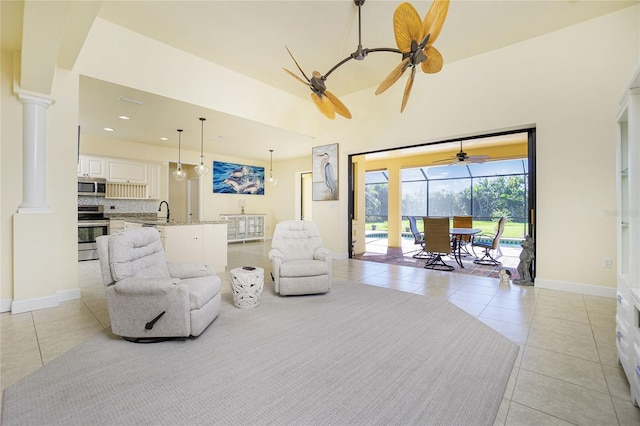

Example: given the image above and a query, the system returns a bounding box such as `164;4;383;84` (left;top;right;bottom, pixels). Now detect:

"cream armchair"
268;220;332;296
96;228;221;342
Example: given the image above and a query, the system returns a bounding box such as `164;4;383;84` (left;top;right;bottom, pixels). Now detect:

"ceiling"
5;0;638;161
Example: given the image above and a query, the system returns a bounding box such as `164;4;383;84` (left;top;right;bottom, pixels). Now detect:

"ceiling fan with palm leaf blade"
283;47;352;120
283;0;450;119
433;141;491;166
376;0;449;112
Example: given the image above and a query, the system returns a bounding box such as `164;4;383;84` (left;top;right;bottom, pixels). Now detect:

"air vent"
119;97;144;105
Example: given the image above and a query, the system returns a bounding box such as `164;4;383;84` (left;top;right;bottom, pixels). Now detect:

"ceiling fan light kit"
283;0;450;119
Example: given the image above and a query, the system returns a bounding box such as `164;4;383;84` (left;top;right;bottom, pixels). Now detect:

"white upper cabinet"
78;154;164;199
77;156;107;178
107;160;148;184
146;164;161;199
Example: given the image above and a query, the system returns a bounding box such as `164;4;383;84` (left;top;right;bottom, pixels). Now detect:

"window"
399;158;529;238
365;171;388;227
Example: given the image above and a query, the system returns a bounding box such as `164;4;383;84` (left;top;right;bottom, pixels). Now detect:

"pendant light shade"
267;149;278;186
172;129;186;181
194;117;210;176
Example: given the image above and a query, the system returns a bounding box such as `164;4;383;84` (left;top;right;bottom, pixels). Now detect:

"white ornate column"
17;93;53;212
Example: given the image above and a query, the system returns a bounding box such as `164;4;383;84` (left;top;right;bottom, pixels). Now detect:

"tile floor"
2;241;640;425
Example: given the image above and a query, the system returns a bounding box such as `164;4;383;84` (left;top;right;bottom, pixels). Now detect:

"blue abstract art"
213;161;265;195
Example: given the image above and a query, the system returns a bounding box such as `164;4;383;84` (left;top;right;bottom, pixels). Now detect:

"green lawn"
367;219;526;239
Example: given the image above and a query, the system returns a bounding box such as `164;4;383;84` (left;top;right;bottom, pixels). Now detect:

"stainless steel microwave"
78;178;106;197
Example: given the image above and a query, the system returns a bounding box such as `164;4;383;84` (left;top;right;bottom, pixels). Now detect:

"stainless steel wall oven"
78;205;110;261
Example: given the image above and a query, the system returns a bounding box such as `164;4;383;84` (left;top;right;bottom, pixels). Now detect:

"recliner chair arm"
167;262;213;279
113;277;181;295
313;247;331;261
268;248;284;262
268;249;284;291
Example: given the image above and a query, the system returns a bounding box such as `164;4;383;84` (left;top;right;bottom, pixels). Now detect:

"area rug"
2;281;519;426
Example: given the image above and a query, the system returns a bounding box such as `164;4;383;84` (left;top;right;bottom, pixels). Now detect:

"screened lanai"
349;129;534;277
365;158;529;243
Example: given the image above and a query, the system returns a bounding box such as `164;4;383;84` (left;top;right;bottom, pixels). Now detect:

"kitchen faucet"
158;201;170;223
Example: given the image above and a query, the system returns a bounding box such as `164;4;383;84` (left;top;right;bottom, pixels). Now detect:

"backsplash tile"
77;197;158;214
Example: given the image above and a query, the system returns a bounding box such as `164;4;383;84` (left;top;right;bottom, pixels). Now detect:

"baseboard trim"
58;288;81;303
1;298;12;313
535;278;616;298
9;288;82;314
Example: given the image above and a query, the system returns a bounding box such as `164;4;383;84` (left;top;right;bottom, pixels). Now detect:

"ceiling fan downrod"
322;0;401;80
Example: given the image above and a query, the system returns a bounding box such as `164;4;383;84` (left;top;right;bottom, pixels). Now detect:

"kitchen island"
119;219;228;273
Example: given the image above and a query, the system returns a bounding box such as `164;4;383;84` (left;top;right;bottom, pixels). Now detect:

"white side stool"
229;267;264;309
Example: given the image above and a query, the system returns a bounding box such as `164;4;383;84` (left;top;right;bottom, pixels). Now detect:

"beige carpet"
2;281;519;425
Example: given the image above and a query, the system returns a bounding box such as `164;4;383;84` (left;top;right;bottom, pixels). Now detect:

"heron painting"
312;143;338;201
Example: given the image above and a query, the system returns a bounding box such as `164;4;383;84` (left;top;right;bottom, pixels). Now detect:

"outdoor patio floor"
356;232;523;279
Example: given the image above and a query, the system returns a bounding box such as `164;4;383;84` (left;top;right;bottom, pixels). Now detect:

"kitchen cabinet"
77;155;106;178
615;69;640;407
107;160;147;184
158;223;227;272
79;154;163;199
146;164;161;199
110;219;125;234
219;214;265;243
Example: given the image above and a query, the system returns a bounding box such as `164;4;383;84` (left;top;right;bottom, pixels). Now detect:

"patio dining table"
450;228;481;268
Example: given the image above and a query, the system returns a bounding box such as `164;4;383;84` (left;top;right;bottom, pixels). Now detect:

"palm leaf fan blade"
400;67;416;113
285;46;311;82
421;46;443;74
283;67;310;86
376;57;410;95
393;2;424;52
311;92;336;120
423;0;450;47
324;91;352;119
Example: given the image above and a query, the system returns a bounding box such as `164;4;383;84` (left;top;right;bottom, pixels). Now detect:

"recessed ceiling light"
119;96;143;105
118;115;130;120
160;137;169;141
211;135;224;140
104;127;114;132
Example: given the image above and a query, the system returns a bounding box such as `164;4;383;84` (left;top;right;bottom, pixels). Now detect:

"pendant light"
194;117;210;176
267;149;278;186
172;129;186;181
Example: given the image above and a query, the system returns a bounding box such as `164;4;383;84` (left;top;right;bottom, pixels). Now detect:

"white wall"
1;52;80;311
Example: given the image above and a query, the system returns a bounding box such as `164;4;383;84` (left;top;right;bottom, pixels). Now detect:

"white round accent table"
229;267;264;309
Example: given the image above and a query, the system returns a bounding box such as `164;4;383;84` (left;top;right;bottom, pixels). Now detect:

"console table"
220;214;265;243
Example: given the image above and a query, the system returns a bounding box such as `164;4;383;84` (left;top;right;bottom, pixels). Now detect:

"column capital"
17;92;54;107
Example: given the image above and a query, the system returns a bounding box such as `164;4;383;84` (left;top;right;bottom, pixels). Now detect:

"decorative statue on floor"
513;236;535;286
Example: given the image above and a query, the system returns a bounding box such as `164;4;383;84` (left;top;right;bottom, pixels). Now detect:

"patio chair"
472;217;506;266
423;217;454;271
408;216;429;259
452;215;473;256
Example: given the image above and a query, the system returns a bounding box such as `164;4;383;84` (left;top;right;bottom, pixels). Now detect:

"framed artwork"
213;161;264;195
312;143;338;201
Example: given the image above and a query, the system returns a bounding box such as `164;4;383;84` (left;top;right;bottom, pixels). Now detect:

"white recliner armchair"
96;227;221;342
268;220;332;296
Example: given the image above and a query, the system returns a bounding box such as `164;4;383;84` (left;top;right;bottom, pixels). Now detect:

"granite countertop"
112;217;227;226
